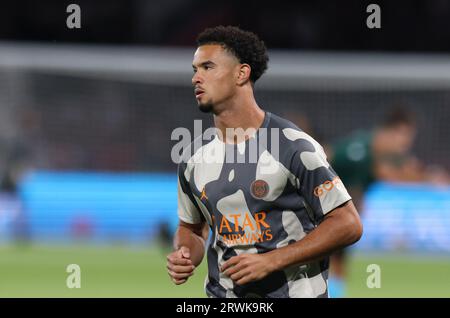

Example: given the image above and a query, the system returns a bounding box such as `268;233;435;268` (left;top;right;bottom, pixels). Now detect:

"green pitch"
0;243;449;297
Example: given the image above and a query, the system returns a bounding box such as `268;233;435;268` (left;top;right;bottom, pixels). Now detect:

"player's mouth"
195;88;205;99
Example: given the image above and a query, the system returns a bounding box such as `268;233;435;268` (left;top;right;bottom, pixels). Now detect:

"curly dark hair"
196;25;269;83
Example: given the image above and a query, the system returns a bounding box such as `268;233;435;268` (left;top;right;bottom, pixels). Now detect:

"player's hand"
221;253;276;285
166;246;195;285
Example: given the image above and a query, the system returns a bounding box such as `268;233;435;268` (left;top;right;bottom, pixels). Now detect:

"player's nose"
192;72;203;86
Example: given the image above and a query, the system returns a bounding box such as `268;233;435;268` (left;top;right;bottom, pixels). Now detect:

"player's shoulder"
177;132;218;170
267;112;300;130
267;112;322;154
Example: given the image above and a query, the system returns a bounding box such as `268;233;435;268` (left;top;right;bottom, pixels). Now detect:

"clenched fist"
166;246;196;285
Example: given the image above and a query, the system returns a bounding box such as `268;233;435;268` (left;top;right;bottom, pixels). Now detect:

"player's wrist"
265;250;283;272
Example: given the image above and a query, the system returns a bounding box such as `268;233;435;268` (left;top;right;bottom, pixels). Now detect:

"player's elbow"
341;201;363;245
345;212;363;246
327;201;363;247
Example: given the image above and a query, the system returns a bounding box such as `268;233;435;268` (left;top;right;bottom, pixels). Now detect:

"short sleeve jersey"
177;112;351;298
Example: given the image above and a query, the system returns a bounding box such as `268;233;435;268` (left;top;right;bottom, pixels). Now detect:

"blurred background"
0;0;450;297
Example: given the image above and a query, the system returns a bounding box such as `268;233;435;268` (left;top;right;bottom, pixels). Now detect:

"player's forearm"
173;224;207;267
268;201;363;272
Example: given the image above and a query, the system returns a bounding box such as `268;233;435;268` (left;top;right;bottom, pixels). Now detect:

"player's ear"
236;63;251;86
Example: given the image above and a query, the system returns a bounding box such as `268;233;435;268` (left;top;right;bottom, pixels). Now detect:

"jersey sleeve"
288;133;352;223
177;162;203;224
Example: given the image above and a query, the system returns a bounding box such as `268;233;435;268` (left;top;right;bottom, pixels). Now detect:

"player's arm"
173;220;209;267
167;161;209;285
167;220;209;285
221;201;361;285
266;200;361;271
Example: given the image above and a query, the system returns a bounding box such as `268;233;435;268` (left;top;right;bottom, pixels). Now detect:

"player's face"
192;44;240;113
390;124;416;153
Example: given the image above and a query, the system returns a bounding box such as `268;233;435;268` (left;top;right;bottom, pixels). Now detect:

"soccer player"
328;107;449;297
166;26;363;298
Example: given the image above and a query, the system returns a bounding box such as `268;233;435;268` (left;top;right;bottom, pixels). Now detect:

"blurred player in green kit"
328;107;448;297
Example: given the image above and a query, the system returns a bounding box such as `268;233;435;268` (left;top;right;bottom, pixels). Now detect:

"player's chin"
198;102;213;113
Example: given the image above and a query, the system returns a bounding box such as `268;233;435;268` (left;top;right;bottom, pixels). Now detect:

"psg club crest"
250;179;269;199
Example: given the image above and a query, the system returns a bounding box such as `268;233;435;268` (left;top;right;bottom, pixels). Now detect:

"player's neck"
213;93;265;144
